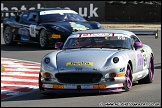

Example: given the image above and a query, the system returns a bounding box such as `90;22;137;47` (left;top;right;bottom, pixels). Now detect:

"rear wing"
131;30;158;39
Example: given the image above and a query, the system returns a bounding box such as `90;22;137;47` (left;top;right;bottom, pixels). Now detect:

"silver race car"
39;29;155;95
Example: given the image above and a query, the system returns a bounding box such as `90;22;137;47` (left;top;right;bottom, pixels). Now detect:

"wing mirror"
55;42;63;49
134;42;143;50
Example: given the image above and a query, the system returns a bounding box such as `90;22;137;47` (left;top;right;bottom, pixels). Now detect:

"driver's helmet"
77;38;91;46
59;14;68;21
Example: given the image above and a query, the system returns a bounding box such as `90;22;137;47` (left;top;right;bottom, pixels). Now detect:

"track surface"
1;27;161;107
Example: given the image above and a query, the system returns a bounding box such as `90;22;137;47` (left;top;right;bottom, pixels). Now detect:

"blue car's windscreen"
41;13;86;22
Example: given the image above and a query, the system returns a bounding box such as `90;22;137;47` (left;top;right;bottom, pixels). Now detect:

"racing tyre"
39;74;48;95
39;29;49;48
38;73;44;91
138;55;154;84
123;63;133;91
3;26;18;45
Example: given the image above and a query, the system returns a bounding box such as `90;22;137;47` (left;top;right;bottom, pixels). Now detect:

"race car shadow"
1;90;123;102
1;43;55;51
154;63;161;69
39;91;124;100
155;65;161;69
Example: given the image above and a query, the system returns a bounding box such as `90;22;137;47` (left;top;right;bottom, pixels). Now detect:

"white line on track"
1;72;39;77
1;57;41;64
1;84;38;88
2;65;40;68
4;68;40;72
1;77;38;82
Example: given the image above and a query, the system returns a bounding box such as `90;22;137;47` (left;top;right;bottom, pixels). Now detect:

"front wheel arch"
138;54;154;84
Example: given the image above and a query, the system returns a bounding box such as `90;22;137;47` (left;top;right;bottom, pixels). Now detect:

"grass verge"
1;65;5;72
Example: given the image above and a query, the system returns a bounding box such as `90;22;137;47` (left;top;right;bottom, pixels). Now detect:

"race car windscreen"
63;36;132;49
40;13;86;22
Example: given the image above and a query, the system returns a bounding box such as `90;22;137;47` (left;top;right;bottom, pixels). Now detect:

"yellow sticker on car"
70;22;89;31
52;34;61;38
66;62;94;66
116;72;125;77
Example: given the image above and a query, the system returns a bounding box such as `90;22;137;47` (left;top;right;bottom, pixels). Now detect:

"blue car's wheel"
138;55;154;84
39;29;49;48
123;63;132;91
3;26;18;45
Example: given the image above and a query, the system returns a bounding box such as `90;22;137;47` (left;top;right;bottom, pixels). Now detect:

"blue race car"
3;8;103;48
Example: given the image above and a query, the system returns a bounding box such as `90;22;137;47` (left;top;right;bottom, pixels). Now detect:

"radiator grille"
55;73;103;84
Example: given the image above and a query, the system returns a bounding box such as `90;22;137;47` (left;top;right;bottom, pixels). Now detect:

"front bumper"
40;76;126;93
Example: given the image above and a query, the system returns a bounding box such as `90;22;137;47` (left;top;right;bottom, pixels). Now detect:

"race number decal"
29;25;36;37
137;53;144;66
142;52;147;69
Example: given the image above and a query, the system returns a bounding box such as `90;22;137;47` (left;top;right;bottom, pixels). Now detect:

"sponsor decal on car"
77;33;129;38
70;22;89;31
66;62;94;66
77;33;111;37
118;36;126;40
75;67;83;71
52;34;61;39
140;49;145;53
137;53;144;66
119;67;125;72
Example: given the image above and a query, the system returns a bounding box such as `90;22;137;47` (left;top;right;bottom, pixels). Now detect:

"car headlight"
51;26;65;32
113;57;119;63
97;23;103;28
44;57;50;64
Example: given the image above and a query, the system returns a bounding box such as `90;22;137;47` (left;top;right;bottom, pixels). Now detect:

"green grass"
1;65;5;72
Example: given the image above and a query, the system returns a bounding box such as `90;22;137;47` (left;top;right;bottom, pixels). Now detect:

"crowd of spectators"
105;1;161;5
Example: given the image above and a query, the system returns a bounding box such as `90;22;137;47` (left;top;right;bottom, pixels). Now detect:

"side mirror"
134;42;143;50
55;42;63;49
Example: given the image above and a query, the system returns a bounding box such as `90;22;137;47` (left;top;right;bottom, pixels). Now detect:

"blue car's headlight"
97;23;103;28
51;26;65;32
113;57;119;63
44;57;50;64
